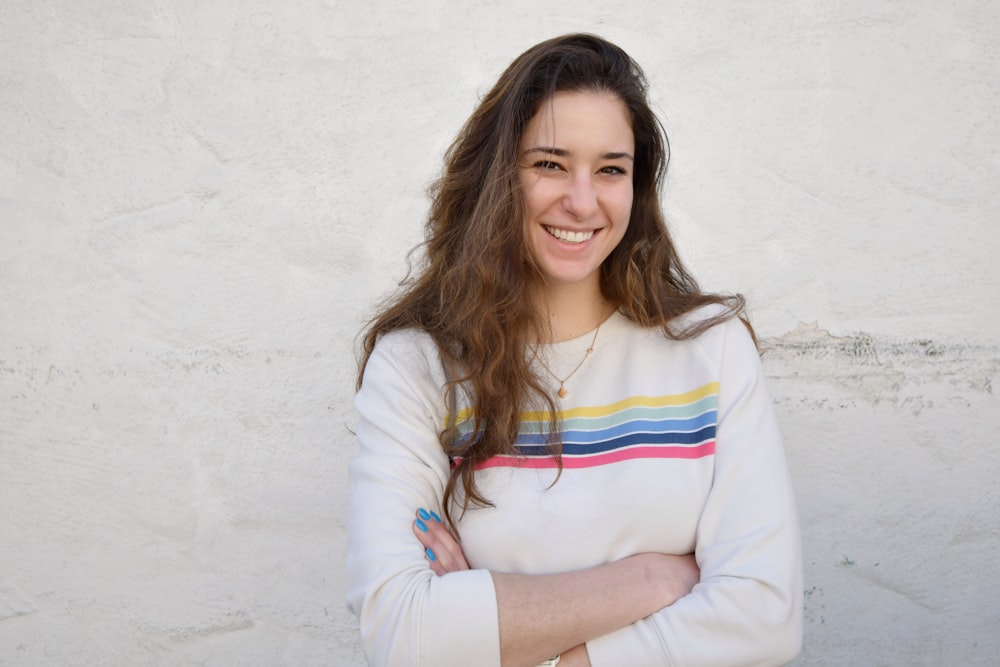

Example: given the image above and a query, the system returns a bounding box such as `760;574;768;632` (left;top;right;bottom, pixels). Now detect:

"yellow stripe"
453;382;719;424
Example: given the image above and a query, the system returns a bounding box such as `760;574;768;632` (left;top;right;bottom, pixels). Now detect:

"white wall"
1;2;997;665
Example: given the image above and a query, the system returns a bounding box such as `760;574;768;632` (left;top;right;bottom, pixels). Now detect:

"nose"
562;173;598;220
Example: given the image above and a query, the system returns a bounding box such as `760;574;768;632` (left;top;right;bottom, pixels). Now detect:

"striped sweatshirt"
348;309;803;666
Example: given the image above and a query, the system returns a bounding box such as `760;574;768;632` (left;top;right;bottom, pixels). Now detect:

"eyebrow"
522;146;635;162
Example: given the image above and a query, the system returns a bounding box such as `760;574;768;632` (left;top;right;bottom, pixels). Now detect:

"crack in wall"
761;322;999;406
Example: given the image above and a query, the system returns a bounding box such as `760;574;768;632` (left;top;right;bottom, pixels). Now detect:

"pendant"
558;385;568;398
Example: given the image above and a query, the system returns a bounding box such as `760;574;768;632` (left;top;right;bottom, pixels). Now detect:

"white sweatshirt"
347;310;803;666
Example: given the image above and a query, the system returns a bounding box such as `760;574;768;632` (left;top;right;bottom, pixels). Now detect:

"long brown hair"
357;34;750;529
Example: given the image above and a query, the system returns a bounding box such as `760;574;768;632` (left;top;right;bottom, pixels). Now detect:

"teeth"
545;226;595;244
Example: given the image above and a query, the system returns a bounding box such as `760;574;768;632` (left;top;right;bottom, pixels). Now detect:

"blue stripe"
512;412;718;445
511;424;717;457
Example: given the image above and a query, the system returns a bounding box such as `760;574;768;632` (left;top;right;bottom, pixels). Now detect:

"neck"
534;279;609;343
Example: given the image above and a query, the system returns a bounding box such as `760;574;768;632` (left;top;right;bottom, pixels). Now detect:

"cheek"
615;190;634;223
520;182;542;219
525;180;560;214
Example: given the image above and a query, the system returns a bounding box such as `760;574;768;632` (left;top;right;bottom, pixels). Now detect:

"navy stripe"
511;424;717;457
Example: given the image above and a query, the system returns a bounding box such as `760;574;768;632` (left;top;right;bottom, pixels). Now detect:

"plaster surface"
2;2;997;665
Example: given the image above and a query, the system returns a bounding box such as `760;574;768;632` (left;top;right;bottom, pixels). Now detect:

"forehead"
521;90;634;148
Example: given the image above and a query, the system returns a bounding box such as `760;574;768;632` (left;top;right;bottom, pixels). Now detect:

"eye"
599;165;628;176
532;160;563;171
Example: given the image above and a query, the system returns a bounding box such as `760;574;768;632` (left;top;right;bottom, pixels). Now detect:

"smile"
544;226;596;244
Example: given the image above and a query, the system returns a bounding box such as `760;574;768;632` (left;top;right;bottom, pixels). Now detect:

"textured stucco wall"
1;2;997;665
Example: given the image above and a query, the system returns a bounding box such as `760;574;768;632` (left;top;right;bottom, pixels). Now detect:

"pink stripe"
474;441;716;470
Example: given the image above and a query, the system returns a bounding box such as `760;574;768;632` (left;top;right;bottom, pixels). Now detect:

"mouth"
544;225;596;244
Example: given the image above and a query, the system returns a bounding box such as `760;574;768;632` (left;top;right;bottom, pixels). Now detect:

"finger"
412;516;456;572
424;546;446;576
412;518;437;551
412;516;451;572
413;522;454;575
417;507;441;525
421;514;469;571
436;530;469;571
412;510;469;572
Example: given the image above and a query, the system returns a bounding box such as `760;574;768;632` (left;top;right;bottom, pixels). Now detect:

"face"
519;90;634;295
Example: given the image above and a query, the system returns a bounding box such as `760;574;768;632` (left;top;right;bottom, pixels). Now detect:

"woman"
348;34;802;667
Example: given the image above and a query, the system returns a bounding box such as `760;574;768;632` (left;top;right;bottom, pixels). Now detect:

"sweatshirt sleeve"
585;319;803;667
346;332;501;667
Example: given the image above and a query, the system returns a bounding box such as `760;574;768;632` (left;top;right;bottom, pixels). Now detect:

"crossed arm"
413;512;700;667
349;325;802;666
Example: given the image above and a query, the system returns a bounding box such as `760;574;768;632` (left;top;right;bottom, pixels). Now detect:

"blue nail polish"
429;511;441;523
417;508;430;521
415;519;428;532
425;547;436;561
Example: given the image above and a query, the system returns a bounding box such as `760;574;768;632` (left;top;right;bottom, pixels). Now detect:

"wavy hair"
358;34;750;529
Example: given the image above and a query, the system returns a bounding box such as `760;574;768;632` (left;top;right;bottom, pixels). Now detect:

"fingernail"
415;519;428;532
417;508;430;521
425;547;436;561
429;511;441;523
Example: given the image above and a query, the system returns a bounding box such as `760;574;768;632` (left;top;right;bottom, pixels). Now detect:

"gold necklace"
534;315;605;398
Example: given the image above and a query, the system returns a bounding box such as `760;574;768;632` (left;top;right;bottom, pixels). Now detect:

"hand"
412;508;469;576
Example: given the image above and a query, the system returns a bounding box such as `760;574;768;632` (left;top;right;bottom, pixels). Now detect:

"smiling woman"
348;33;802;667
520;91;634;299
